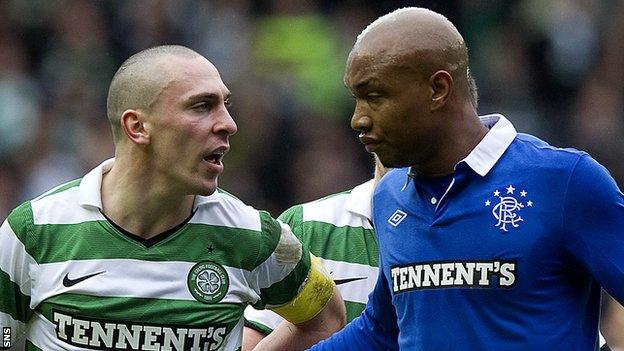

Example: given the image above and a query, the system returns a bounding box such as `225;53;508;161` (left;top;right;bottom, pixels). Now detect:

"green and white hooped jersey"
0;159;310;351
245;180;379;333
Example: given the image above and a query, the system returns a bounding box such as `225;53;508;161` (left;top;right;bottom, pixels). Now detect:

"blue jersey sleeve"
308;267;399;351
563;154;624;303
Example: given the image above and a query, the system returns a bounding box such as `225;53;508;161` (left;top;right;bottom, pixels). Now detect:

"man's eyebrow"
346;79;373;94
187;93;220;103
354;80;370;90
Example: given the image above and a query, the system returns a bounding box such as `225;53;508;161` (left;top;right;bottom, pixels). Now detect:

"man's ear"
120;109;150;145
429;70;453;111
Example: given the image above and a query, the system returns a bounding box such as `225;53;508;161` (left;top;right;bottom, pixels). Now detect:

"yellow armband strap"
270;254;335;324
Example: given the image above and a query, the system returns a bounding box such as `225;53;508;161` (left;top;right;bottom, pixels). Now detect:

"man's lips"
203;153;224;164
203;146;229;166
359;135;381;152
204;154;223;165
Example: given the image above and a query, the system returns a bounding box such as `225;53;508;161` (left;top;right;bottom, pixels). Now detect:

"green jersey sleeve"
244;205;307;332
0;202;36;349
277;205;305;240
252;211;311;309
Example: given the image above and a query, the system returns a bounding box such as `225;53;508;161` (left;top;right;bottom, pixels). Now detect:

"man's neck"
412;112;488;177
100;161;195;239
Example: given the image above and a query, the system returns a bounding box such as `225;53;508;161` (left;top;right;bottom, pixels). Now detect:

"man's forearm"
252;286;346;351
243;327;267;351
602;292;624;350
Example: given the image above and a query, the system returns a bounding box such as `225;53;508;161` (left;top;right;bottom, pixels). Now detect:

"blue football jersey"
311;114;624;351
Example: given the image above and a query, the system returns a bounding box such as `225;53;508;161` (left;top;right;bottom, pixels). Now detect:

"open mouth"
204;152;224;165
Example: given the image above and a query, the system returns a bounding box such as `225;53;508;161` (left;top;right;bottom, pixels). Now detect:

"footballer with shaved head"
311;7;624;351
0;45;345;351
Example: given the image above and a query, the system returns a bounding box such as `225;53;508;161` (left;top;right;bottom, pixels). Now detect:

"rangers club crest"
187;261;229;303
484;185;534;232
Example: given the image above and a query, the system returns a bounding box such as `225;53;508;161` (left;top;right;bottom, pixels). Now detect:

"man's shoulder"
374;168;409;196
193;188;267;233
512;133;587;166
195;188;255;209
493;133;592;185
299;189;351;214
27;178;92;225
33;178;83;202
282;180;374;227
5;178;87;259
193;189;289;253
284;188;353;214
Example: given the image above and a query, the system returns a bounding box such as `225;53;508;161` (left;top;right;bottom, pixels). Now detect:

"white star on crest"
485;200;491;206
527;200;533;207
520;190;527;197
493;190;500;197
506;185;515;194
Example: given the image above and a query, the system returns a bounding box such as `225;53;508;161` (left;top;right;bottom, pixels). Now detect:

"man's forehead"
344;51;399;86
162;55;219;78
159;56;229;98
167;76;229;102
349;11;466;77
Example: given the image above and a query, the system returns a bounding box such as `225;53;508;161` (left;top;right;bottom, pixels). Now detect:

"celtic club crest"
188;261;229;304
484;185;534;232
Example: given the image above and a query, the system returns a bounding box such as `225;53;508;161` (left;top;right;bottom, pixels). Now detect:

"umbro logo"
62;271;105;287
388;209;407;227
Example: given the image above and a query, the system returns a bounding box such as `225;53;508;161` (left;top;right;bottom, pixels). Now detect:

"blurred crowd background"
1;0;623;219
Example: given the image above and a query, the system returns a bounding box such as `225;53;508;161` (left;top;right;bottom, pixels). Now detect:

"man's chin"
196;180;218;196
197;188;217;196
377;155;406;169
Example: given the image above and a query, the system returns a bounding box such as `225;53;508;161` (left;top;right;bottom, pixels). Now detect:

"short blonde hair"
106;45;202;143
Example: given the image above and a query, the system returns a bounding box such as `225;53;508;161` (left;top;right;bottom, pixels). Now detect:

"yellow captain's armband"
270;254;335;324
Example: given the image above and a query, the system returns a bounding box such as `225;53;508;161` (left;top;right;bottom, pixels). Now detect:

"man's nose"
350;105;372;132
216;108;237;135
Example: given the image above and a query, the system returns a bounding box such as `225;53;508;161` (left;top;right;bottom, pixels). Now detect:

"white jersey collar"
193;191;225;209
462;114;517;177
403;114;517;189
77;158;114;210
77;158;222;211
344;179;375;221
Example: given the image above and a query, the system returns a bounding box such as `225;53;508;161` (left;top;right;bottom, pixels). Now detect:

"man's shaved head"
350;7;477;107
106;45;204;143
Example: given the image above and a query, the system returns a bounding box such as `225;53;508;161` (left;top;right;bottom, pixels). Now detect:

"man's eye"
194;102;211;111
224;99;232;108
367;94;381;102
